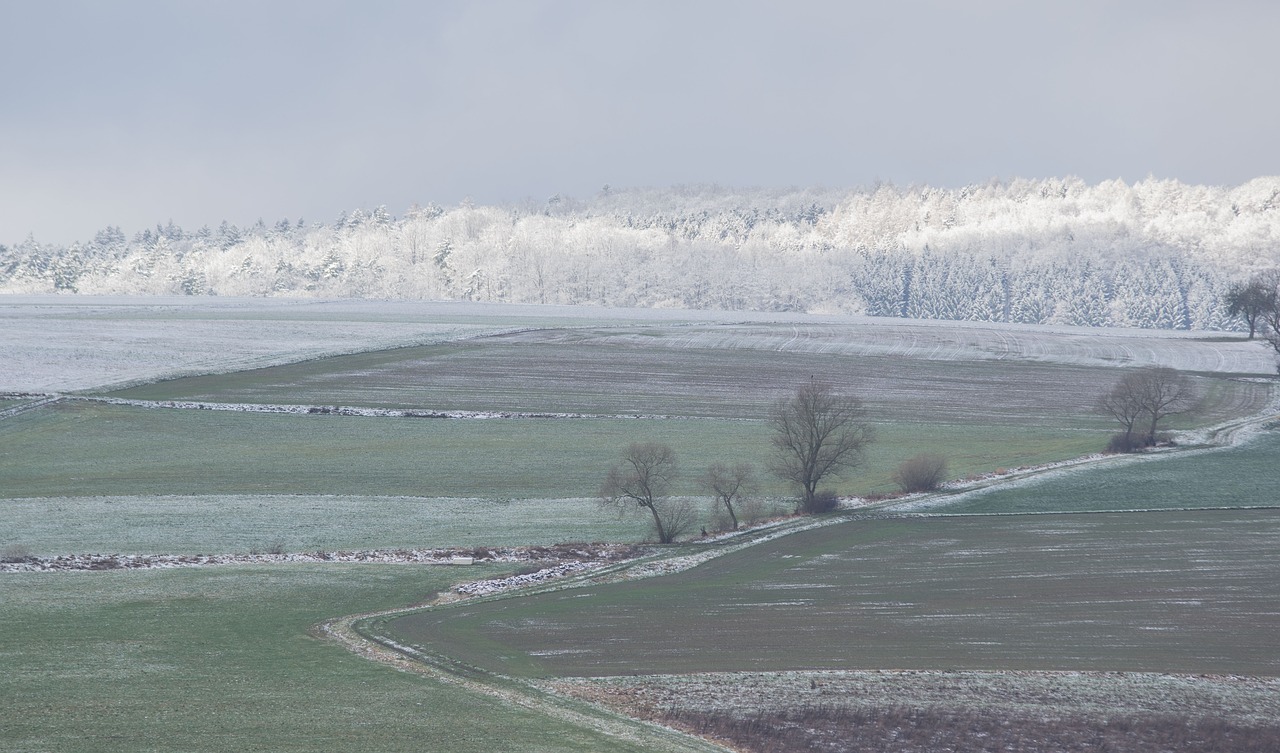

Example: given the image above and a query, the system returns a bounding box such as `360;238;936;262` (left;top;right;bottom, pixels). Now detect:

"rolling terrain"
2;296;1277;752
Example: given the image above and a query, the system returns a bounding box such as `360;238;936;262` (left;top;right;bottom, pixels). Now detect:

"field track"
4;297;1279;753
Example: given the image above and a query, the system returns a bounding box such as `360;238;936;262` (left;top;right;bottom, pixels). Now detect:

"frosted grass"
3;296;1273;394
0;495;650;556
0;296;714;392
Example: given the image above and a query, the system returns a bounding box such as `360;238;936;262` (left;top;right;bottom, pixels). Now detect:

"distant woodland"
4;177;1279;330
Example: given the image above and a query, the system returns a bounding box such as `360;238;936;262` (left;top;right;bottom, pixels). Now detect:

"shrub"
1106;432;1143;453
893;453;948;492
801;489;841;514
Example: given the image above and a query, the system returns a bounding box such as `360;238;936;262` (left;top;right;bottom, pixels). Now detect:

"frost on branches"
2;177;1278;331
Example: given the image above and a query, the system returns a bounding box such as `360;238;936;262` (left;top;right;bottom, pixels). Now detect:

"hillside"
4;177;1279;329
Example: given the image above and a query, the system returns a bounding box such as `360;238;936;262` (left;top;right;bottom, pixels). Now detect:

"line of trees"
4;179;1278;331
603;364;1211;542
600;381;881;542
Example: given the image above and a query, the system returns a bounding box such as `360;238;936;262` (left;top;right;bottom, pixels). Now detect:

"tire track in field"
0;394;62;420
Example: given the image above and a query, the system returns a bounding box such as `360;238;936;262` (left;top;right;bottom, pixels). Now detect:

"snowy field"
0;295;718;392
3;295;1274;394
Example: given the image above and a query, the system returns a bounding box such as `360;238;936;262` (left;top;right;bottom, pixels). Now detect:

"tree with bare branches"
769;381;874;514
1098;373;1148;449
701;462;756;530
1225;277;1276;340
1135;367;1193;445
1099;367;1193;450
599;443;693;544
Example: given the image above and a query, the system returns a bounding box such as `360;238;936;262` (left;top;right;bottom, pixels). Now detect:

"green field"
0;398;1108;503
384;508;1280;678
924;427;1280;514
5;299;1280;753
0;564;714;753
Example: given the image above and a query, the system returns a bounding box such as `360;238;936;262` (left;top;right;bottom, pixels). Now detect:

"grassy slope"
0;564;704;753
386;508;1280;678
925;428;1280;514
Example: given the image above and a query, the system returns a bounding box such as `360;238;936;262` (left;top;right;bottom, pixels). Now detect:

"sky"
3;0;1278;245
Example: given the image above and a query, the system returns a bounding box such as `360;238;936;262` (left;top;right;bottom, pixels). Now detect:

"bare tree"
1255;273;1280;365
1136;367;1193;445
701;462;756;530
1225;277;1276;340
1099;367;1193;449
769;381;874;514
1098;372;1148;448
599;443;693;544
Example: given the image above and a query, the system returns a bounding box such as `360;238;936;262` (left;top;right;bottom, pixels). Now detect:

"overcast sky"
3;0;1278;245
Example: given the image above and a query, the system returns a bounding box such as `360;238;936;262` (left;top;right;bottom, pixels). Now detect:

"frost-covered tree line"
3;176;1278;330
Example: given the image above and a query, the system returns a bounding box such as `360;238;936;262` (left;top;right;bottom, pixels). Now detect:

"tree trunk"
646;502;669;544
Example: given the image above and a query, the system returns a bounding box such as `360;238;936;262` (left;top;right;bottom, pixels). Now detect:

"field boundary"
315;580;735;753
73;394;717;421
872;380;1279;515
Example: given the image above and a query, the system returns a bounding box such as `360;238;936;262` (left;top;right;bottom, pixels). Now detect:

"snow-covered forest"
3;177;1278;330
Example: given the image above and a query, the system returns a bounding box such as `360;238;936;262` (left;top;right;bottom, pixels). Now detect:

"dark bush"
892;453;948;492
1106;432;1143;453
800;489;840;514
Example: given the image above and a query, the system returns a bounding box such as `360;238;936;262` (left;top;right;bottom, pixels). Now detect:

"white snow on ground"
455;561;600;597
0;542;636;574
0;296;707;392
3;296;1275;393
82;396;674;420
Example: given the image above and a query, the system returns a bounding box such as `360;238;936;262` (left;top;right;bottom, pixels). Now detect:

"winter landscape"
2;292;1279;752
5;2;1280;751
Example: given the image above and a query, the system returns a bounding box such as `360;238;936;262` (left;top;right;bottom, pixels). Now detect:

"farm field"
908;427;1280;515
4;297;1279;752
6;295;1273;397
0;399;1107;505
559;671;1280;753
385;508;1280;678
0;296;720;393
0;494;651;557
0;564;716;753
106;322;1274;429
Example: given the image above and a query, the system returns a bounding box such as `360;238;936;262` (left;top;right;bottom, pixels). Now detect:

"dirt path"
314;594;735;753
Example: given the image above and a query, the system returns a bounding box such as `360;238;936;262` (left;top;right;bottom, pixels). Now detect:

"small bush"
893;453;948;492
1106;433;1143;453
800;489;840;514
